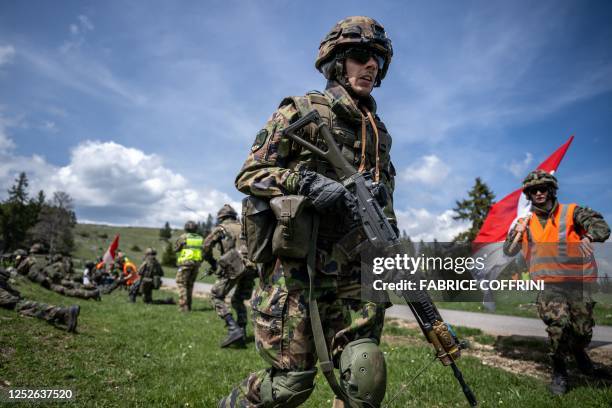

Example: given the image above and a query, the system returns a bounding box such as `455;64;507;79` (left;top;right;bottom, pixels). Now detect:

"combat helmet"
13;249;27;258
316;16;393;87
522;170;558;197
184;220;198;233
145;247;157;256
217;204;238;221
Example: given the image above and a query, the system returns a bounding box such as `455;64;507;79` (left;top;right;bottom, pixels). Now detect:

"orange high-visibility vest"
96;261;105;270
123;261;139;285
522;203;597;282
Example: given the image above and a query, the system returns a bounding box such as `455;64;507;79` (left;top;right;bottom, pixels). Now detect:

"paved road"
162;278;612;350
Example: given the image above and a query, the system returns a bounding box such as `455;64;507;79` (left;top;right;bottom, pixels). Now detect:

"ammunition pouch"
242;196;275;263
218;249;245;279
259;368;317;408
270;195;315;259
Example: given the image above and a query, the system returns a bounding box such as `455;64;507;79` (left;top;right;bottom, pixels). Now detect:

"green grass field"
1;278;611;407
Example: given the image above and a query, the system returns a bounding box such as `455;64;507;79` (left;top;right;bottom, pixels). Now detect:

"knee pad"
339;338;387;408
260;368;317;408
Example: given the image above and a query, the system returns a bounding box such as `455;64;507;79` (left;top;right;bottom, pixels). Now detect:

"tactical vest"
522;203;597;282
177;233;204;265
282;90;394;239
282;91;393;182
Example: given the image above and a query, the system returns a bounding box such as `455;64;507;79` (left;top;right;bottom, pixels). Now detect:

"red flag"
474;135;574;245
102;234;120;265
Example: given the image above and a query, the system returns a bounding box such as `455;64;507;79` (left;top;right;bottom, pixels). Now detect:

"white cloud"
60;15;95;54
505;152;533;178
396;207;470;242
77;15;94;32
400;155;450;185
0;45;16;67
0;113;16;152
0;120;237;227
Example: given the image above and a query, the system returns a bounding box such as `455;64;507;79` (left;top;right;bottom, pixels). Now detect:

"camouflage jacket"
16;254;47;277
138;256;164;279
235;81;396;240
202;219;242;262
504;200;611;256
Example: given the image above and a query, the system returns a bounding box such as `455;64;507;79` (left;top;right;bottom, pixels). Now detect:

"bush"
161;241;176;267
98;233;108;239
131;245;142;252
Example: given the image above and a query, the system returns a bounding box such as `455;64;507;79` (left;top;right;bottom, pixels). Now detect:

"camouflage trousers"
176;264;199;310
219;251;386;408
1;286;67;325
140;279;154;303
50;283;99;300
536;286;595;358
26;269;99;300
210;268;257;327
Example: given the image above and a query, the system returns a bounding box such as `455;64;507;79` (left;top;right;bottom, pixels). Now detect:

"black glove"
297;169;351;212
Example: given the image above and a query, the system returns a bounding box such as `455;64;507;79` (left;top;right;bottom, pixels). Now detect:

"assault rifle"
283;110;477;407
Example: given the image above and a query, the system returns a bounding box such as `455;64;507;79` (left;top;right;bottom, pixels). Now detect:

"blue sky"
1;0;611;240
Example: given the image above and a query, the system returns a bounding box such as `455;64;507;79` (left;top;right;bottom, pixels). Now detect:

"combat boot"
221;315;245;348
574;349;595;376
92;289;102;301
549;355;568;395
65;305;80;333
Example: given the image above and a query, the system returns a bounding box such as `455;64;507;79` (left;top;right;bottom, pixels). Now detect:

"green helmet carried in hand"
217;204;238;221
522;170;558;193
339;338;387;407
316;16;393;87
184;220;198;233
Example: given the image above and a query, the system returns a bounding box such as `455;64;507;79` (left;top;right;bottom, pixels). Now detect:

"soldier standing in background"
130;248;174;305
204;204;257;348
174;220;204;311
504;170;610;395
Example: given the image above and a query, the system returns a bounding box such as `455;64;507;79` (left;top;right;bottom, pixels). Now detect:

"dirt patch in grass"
383;317;612;384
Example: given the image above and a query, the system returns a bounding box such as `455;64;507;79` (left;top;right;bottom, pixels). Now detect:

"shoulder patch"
251;129;268;152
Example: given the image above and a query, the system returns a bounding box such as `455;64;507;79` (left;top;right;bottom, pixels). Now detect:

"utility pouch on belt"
218;249;245;279
270;195;314;259
242;196;275;263
153;275;161;290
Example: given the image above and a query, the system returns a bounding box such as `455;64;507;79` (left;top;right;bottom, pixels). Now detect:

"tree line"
0;172;76;254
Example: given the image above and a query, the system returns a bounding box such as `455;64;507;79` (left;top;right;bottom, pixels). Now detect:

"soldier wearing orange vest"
504;170;610;395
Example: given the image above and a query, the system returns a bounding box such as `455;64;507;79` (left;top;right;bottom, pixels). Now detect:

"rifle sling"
307;215;353;406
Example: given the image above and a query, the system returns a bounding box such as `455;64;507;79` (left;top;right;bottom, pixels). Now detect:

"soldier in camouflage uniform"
174;221;204;311
220;16;396;408
1;267;80;332
16;245;100;301
130;248;174;304
204;204;257;348
504;170;610;395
